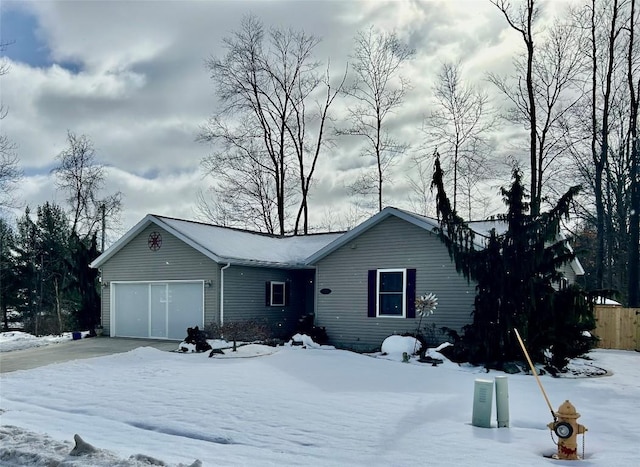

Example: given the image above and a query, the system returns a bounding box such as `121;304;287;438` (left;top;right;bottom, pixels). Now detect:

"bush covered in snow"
381;335;421;359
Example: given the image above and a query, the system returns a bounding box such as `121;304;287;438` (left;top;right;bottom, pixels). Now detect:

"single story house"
89;214;342;340
90;207;584;351
305;209;584;351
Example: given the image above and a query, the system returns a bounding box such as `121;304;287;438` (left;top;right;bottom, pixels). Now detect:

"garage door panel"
167;283;203;340
113;282;203;339
114;284;149;338
150;284;168;339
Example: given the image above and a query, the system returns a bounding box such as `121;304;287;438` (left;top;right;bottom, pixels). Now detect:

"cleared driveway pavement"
0;337;180;373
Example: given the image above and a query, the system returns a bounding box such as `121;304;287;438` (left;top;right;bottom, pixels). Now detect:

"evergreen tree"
0;217;19;330
12;203;102;335
431;155;595;370
14;203;73;335
14;208;40;333
35;202;73;334
67;232;100;331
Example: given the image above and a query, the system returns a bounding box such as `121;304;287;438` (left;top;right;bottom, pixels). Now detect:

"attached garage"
111;281;204;339
91;214;342;340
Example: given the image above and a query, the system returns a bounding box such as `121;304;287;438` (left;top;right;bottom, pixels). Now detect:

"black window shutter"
406;269;416;318
265;281;271;306
367;270;376;317
284;282;290;306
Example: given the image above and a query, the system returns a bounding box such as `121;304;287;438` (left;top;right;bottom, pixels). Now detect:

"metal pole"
513;328;556;421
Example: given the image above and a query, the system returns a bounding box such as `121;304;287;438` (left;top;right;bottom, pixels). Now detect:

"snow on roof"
158;216;343;267
90;208;583;277
90;215;343;269
466;219;507;237
592;297;623;306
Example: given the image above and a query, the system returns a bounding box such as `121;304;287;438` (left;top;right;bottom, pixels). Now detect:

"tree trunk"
627;0;639;306
525;0;539;216
54;277;63;334
453;141;459;213
630;136;640;305
591;0;620;290
491;0;539;215
377;114;383;212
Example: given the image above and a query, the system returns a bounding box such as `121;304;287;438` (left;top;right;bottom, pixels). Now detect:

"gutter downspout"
220;263;231;326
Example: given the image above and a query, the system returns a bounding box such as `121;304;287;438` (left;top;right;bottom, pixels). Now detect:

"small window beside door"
266;281;288;306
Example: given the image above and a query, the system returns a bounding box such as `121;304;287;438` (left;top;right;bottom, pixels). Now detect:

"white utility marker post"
495;375;510;428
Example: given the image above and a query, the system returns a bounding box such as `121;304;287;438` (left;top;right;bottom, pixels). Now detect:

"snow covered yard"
0;333;639;466
0;331;85;352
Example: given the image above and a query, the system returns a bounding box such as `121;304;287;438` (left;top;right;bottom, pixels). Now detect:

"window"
266;281;287;306
377;269;406;317
367;268;416;318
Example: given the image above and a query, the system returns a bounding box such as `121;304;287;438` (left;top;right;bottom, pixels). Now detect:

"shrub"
205;319;270;351
295;313;328;345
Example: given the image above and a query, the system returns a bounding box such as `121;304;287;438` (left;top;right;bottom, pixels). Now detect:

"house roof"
89;215;344;269
91;207;584;276
465;220;584;275
305;207;440;265
304;206;584;276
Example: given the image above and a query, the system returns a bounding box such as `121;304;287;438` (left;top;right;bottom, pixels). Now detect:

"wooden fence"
593;306;640;350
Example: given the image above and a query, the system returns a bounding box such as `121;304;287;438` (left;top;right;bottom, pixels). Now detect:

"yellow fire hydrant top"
556;400;581;419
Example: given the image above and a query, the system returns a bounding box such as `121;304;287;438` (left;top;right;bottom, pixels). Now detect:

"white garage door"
112;282;204;339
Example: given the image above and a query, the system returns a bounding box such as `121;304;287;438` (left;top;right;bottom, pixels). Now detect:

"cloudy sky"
0;0;572;239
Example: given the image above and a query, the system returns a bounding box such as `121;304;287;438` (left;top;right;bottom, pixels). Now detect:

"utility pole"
0;228;5;331
101;203;106;252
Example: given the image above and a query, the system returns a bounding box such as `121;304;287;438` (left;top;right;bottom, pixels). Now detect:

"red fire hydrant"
547;400;587;460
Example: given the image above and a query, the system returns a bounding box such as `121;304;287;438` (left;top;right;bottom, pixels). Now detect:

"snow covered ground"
0;332;638;466
0;331;87;352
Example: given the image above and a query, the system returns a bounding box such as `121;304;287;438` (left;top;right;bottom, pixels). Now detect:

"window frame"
376;268;407;318
269;281;286;307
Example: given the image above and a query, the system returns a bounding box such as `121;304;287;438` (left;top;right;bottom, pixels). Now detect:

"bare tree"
406;152;437;217
0;41;22;212
490;1;585;217
592;0;623;291
52;131;122;241
317;204;368;232
289;64;346;234
564;0;638;302
626;0;639;306
198;138;281;233
423;61;498;218
338;27;415;212
199;15;339;235
0;139;20;212
491;0;539;215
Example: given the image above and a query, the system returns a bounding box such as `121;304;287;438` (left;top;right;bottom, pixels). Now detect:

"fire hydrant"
547;400;587;460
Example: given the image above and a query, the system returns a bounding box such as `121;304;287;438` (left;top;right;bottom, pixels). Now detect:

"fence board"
593;306;640;350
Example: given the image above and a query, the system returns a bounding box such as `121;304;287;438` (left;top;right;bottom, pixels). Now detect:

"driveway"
0;337;180;373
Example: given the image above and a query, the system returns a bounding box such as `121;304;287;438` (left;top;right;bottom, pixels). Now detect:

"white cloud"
105;166;207;231
1;0;565;234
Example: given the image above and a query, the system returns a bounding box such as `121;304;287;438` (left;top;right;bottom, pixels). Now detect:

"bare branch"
338;27;415;211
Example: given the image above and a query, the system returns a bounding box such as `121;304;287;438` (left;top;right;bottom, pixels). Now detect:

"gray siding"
315;216;476;352
558;262;578;285
99;225;219;334
222;266;312;337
